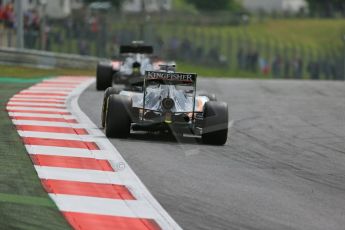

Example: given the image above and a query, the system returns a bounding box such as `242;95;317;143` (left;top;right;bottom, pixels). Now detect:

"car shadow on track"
122;131;203;146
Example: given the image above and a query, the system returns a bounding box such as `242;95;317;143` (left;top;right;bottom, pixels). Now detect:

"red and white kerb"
7;76;181;230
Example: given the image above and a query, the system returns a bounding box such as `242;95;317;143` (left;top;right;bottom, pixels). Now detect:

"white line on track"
35;166;124;184
44;79;89;82
9;98;66;102
20;89;70;93
12;120;93;128
28;87;73;91
33;85;76;89
26;145;116;160
19;92;69;95
12;95;67;99
7;106;69;112
7;102;66;107
50;194;159;219
40;83;81;86
18;131;103;141
9;112;75;119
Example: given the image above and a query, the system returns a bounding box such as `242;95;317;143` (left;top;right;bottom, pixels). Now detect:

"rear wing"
143;71;198;119
120;45;153;54
145;71;197;84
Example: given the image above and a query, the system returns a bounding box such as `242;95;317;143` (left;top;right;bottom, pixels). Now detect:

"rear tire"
201;101;228;145
96;62;113;91
101;87;121;128
105;95;131;138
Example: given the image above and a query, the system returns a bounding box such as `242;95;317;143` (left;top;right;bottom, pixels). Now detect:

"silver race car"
102;66;229;145
96;42;166;90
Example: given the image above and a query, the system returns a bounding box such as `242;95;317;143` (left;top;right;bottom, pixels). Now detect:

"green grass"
0;193;55;207
0;72;72;229
172;0;198;13
11;18;344;78
154;18;345;78
41;18;345;78
0;86;72;230
157;19;345;53
177;61;270;78
0;64;95;78
256;19;345;50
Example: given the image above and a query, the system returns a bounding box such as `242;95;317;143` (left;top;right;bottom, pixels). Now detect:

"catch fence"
0;11;344;80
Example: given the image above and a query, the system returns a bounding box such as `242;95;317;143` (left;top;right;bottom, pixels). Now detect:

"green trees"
185;0;241;11
83;0;242;12
186;0;230;11
83;0;124;10
306;0;345;17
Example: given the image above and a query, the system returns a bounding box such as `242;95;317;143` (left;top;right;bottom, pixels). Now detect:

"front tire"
201;101;228;145
105;95;131;138
96;62;113;91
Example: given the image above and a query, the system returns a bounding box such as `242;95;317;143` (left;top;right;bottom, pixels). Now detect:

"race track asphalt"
79;78;345;230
